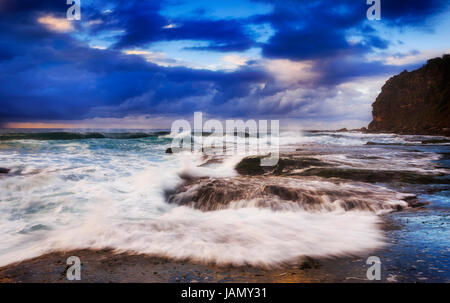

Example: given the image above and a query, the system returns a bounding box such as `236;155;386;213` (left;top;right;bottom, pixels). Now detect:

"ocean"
0;130;448;280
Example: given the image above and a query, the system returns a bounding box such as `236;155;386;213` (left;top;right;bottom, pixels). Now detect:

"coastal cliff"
368;54;450;136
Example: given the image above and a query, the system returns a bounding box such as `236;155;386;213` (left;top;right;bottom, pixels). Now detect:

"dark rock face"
234;156;268;175
298;168;448;185
336;128;348;132
235;156;332;176
165;175;420;212
368;54;450;136
0;168;10;174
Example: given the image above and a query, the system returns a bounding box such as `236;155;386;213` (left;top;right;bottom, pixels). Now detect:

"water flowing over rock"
165;175;414;213
368;54;450;136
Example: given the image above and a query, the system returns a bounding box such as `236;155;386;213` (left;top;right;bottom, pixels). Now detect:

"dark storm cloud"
0;0;66;14
0;2;272;122
255;0;367;60
0;0;448;124
254;0;449;61
80;0;255;52
382;0;450;26
0;34;273;121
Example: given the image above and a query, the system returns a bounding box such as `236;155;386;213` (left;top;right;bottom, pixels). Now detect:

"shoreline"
0;134;448;283
1;209;447;283
0;248;380;283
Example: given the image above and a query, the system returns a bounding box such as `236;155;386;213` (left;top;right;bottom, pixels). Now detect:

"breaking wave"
0;131;171;141
0;131;447;267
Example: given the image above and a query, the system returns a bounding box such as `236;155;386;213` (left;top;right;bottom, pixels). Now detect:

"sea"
0;129;448;281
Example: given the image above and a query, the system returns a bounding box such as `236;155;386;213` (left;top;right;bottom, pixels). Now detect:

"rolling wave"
0;131;171;141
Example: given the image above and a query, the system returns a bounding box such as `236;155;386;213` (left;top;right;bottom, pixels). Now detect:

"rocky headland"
368;54;450;136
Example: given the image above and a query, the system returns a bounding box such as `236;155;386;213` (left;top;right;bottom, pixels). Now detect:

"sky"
1;0;449;130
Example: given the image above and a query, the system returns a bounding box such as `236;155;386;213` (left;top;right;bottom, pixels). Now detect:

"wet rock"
299;257;321;270
421;139;450;144
366;141;388;146
0;168;10;174
366;141;414;146
263;185;300;201
165;148;173;154
409;201;428;208
298;168;448;185
166;176;410;212
166;179;247;210
235;156;333;176
273;158;333;175
336;128;348;132
235;156;268;175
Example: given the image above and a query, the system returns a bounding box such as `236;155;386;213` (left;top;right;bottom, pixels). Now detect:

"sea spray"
0;131;447;267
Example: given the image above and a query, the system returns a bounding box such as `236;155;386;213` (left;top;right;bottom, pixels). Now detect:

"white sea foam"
0;131;444;267
0;206;384;267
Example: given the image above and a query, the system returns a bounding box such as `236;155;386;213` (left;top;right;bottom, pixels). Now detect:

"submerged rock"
166;176;414;213
368;54;450;136
366;141;410;146
298;168;449;185
235;156;268;175
235;156;333;176
0;168;10;174
421;139;450;144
